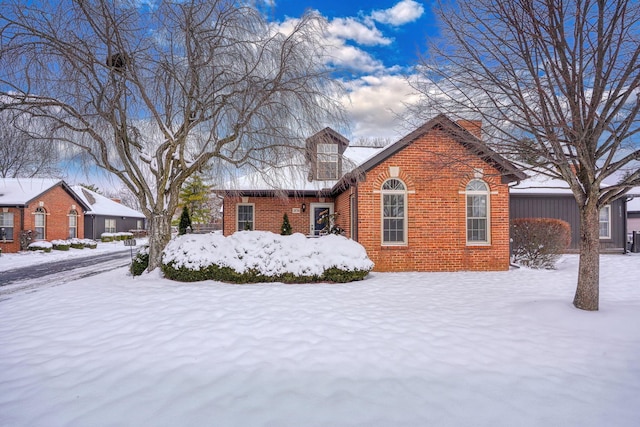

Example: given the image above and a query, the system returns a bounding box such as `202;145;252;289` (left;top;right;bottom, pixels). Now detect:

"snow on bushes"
28;241;53;252
51;240;71;251
101;232;134;242
162;231;374;283
511;218;571;269
130;245;149;277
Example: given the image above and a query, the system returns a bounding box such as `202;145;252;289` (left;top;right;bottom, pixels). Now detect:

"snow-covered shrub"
116;232;134;241
511;218;571;269
161;231;374;283
68;238;98;249
28;241;53;252
130;245;149;276
69;238;85;249
101;233;115;242
51;240;70;251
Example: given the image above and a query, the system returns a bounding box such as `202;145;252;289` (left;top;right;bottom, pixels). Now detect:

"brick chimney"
457;119;482;139
111;198;122;204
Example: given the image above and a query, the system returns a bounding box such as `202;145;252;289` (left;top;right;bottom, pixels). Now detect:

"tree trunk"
147;212;172;272
573;200;600;311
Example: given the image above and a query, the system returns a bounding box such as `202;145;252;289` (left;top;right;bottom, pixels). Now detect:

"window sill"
466;242;491;247
381;244;409;250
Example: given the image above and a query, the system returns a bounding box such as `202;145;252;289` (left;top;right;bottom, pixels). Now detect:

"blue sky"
263;0;437;140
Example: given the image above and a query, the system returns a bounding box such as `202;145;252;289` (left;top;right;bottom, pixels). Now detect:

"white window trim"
68;210;78;239
34;207;46;240
0;212;14;241
380;178;408;246
465;180;491;245
236;203;255;231
104;218;117;234
316;143;339;180
599;205;611;239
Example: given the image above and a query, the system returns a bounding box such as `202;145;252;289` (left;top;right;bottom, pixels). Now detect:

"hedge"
161;261;370;284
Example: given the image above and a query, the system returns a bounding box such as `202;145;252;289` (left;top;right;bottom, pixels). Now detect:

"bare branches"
412;0;640;205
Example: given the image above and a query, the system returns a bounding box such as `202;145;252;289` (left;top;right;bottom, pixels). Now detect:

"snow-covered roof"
1;178;68;205
627;190;640;212
225;146;384;193
510;174;574;195
512;176;640;210
71;186;145;218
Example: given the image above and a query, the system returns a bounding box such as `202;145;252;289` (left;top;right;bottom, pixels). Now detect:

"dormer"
305;127;350;181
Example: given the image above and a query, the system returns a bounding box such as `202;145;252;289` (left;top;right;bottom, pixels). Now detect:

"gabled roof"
71;186;145;218
0;178;90;210
222;146;385;195
306;127;350;147
336;114;526;191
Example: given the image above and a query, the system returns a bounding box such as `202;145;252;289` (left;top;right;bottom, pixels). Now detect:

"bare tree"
0;110;61;178
411;0;640;311
0;0;344;270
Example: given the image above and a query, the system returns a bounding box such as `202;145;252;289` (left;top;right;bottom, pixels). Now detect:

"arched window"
69;209;78;239
34;207;46;240
466;180;489;244
381;178;407;245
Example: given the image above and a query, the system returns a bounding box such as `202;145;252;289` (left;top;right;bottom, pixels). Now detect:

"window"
599;205;611;239
105;218;116;233
34;207;46;240
237;204;254;231
466;180;489;244
317;143;339;180
68;210;78;239
381;178;407;245
0;212;14;241
137;219;144;230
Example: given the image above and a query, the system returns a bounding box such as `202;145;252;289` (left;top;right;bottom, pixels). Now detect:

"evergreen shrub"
131;246;149;276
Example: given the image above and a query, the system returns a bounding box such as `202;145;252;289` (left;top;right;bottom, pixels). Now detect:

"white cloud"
271;15;386;73
328;17;392;46
370;0;425;26
341;74;422;139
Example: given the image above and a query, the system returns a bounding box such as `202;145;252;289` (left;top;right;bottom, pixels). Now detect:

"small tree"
179;175;213;226
178;206;192;235
280;213;292;235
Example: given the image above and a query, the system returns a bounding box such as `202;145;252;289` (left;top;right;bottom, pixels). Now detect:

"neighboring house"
510;175;633;253
627;190;640;235
0;178;90;253
220;114;526;272
71;186;146;240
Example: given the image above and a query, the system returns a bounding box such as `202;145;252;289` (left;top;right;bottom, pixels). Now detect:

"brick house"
0;178;90;253
220;114;526;272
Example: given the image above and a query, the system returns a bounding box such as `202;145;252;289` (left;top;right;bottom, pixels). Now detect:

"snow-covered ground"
1;246;639;426
0;239;139;272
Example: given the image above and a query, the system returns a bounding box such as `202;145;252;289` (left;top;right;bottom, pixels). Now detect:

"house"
220;114;526;272
0;178;91;253
510;175;634;253
627;191;640;235
71;186;146;239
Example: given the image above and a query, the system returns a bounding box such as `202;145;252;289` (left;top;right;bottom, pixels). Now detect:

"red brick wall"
355;127;511;272
223;195;325;236
0;185;85;253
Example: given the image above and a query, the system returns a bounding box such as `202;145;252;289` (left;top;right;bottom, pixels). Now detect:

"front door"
310;203;334;236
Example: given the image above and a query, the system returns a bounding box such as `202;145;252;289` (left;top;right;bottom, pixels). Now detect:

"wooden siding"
510;195;625;252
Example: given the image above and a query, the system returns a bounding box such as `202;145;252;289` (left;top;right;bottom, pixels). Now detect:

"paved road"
0;250;133;300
